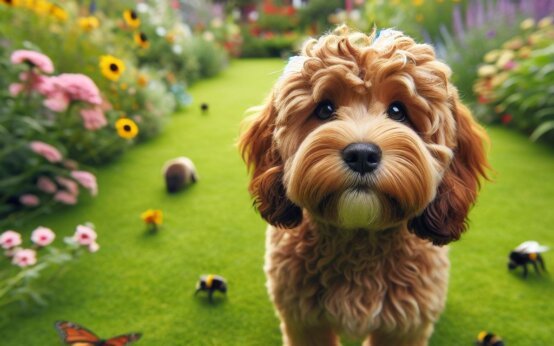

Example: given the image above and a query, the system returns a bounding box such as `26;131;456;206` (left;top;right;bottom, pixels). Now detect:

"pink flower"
0;230;22;249
19;71;50;94
70;171;98;196
31;226;55;246
37;176;57;194
88;242;100;253
56;176;79;195
503;60;517;70
54;191;78;205
9;83;24;96
73;225;97;245
42;74;102;112
43;92;70;112
19;194;40;207
80;108;107;131
30;141;63;163
12;249;37;267
11;50;54;74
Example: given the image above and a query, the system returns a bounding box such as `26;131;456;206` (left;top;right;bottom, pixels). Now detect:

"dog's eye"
314;101;336;120
387;102;408;122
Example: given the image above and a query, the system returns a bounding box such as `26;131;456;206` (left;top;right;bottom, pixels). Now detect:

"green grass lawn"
1;59;553;345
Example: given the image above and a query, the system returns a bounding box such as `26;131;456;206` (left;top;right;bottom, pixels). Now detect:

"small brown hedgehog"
162;157;198;193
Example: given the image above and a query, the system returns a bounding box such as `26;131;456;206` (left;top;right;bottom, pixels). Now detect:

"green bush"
298;0;342;33
258;13;298;33
474;17;554;144
240;31;298;58
185;37;229;79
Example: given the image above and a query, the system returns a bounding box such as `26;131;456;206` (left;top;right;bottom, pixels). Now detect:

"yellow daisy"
137;74;149;87
115;118;139;139
123;9;140;29
165;32;176;44
141;209;163;225
78;16;100;31
99;55;125;81
134;32;150;49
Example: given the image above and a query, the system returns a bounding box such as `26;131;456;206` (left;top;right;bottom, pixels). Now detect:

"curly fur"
239;26;489;345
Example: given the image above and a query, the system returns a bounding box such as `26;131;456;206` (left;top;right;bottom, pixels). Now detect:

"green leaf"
534;107;554;120
530;121;554;141
18;117;46;134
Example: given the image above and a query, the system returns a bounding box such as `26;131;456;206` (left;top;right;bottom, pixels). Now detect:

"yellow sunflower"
115;118;139;139
33;0;52;15
134;32;150;49
78;16;100;31
50;5;67;21
141;209;163;225
99;55;125;81
0;0;18;6
123;9;140;29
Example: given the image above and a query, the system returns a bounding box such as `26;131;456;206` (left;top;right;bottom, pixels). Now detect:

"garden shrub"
185;37;229;79
474;17;554;144
240;30;298;58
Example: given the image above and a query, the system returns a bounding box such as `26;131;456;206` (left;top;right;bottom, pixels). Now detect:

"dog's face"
240;28;488;245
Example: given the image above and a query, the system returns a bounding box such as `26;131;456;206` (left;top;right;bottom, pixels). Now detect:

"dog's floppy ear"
239;93;303;228
409;96;489;245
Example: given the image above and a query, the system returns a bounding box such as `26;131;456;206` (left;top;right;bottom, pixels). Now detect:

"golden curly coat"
239;26;489;346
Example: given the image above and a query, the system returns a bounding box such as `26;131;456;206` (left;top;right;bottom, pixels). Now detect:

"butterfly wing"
55;321;100;345
102;333;142;346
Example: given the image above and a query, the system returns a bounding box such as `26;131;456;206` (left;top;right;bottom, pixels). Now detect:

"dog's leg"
368;322;434;346
280;320;339;346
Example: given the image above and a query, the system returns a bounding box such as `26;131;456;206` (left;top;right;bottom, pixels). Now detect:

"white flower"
137;3;149;13
88;242;100;253
156;26;167;37
172;44;183;55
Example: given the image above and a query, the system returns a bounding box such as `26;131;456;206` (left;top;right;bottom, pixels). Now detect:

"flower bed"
474;17;554;144
0;0;228;226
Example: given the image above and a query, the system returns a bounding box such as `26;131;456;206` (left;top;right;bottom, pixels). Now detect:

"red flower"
478;95;491;104
501;114;513;125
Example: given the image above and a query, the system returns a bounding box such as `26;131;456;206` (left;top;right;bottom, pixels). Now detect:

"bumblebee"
195;274;227;302
476;331;504;346
508;241;549;278
200;102;209;114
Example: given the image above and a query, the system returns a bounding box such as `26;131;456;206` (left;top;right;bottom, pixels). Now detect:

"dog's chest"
265;226;449;338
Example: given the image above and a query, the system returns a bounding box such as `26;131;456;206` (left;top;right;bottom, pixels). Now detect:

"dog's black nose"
342;143;382;174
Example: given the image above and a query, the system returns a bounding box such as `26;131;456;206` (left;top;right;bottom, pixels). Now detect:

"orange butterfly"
55;321;142;346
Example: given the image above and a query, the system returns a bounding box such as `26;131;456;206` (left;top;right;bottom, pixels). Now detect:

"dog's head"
239;27;489;245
